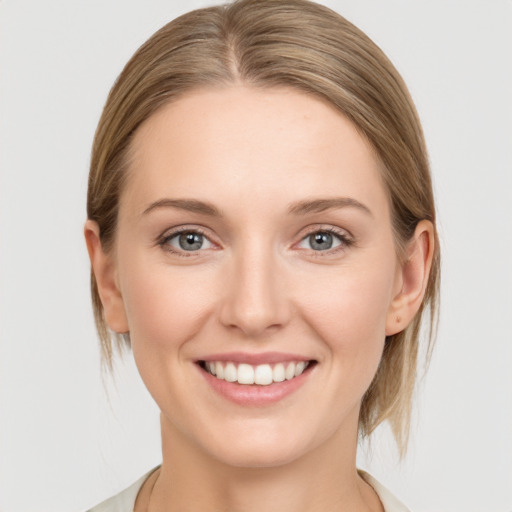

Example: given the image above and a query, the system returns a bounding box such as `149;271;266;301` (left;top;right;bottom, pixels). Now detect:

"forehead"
122;85;388;218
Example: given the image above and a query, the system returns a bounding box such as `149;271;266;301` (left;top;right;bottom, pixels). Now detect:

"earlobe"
386;220;435;336
84;220;129;334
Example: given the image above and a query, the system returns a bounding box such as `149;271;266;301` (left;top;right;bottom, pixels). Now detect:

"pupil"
310;232;332;250
179;232;203;251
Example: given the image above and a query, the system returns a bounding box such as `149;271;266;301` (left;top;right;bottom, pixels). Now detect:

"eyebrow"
287;197;373;217
142;196;372;218
142;198;222;217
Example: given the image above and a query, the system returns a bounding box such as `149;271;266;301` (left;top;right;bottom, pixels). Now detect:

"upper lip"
197;352;314;365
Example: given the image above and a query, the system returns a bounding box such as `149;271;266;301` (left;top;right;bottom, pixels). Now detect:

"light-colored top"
87;467;410;512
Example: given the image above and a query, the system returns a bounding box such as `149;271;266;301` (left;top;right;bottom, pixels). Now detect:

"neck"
140;413;382;512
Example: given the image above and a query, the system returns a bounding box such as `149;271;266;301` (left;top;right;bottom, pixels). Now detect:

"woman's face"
110;86;403;467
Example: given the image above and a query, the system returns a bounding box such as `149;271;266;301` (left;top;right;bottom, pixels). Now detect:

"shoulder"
86;468;159;512
358;470;411;512
87;467;408;512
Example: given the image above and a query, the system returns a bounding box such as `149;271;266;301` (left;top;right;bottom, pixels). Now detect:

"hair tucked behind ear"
87;0;440;455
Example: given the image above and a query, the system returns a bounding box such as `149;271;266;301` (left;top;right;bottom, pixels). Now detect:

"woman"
84;0;439;510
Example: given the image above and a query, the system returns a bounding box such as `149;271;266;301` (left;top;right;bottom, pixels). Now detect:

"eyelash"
157;226;354;257
296;226;354;257
157;226;215;258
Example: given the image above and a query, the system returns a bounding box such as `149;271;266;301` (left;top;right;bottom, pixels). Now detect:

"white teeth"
224;362;237;382
254;364;273;385
204;360;311;385
215;361;224;379
237;364;254;384
272;363;285;383
285;362;296;380
295;361;307;377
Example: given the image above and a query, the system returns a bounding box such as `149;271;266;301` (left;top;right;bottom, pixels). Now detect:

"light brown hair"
87;0;440;454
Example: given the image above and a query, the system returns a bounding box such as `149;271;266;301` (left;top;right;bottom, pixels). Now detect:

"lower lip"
198;364;314;406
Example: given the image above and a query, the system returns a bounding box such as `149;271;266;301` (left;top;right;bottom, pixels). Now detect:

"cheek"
118;262;219;428
297;257;397;375
119;261;215;355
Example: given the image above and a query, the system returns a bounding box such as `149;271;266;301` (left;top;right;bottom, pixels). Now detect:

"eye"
162;230;214;252
297;230;348;252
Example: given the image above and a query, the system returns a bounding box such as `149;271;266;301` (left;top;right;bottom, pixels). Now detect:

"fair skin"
85;86;433;512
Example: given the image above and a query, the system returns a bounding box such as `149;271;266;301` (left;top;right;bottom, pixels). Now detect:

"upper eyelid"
157;227;218;258
292;226;355;255
156;224;354;248
159;225;214;241
157;225;219;250
296;224;353;241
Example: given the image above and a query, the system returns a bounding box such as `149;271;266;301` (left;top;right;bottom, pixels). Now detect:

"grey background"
1;0;511;511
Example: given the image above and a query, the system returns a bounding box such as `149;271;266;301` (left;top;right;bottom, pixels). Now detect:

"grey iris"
179;232;203;251
309;232;333;250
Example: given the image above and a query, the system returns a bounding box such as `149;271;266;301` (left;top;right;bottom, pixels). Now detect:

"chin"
196;419;327;470
208;440;308;469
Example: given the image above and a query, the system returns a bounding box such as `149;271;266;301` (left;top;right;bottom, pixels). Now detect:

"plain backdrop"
1;1;511;511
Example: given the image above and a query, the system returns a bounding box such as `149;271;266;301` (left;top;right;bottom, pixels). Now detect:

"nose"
218;244;290;338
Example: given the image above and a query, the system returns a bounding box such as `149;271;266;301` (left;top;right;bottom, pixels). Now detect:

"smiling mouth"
198;360;316;386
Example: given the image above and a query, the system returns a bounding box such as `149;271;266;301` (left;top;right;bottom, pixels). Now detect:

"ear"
84;220;129;334
386;220;435;336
